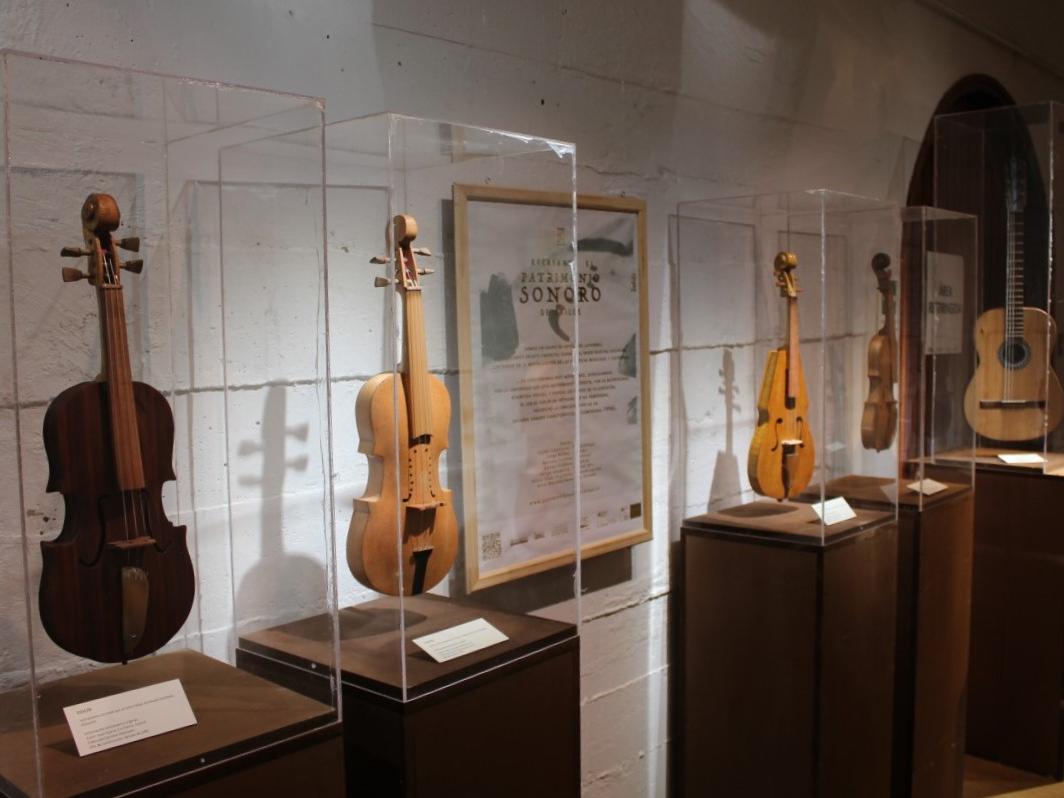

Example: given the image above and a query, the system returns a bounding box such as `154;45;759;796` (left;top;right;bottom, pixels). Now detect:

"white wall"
2;1;1063;796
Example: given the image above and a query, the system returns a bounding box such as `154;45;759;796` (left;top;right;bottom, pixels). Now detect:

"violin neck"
786;294;801;399
98;284;146;490
402;288;433;440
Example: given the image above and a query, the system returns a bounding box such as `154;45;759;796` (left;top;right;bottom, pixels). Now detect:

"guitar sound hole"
997;338;1031;370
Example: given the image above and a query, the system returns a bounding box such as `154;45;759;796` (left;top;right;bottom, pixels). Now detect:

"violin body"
861;334;898;451
348;371;458;596
40;380;194;663
963;307;1064;441
749;347;815;499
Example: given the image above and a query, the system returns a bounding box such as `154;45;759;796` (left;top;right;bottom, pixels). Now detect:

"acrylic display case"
935;102;1064;777
233;115;581;797
673;190;902;798
935;102;1064;473
0;52;341;797
674;190;902;539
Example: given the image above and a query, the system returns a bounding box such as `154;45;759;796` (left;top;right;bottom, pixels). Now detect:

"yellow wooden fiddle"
748;252;815;500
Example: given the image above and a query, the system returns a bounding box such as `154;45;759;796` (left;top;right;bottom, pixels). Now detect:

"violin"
39;194;194;663
348;215;458;596
748;251;815;500
860;253;898;451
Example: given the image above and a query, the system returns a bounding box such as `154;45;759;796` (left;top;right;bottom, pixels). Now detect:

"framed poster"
454;185;651;591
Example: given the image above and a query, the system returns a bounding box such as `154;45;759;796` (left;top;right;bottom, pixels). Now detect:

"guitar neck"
98;283;146;490
1006;209;1025;340
403;288;433;440
787;295;801;399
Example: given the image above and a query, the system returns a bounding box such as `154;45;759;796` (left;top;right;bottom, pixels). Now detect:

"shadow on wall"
234;385;325;637
707;348;742;511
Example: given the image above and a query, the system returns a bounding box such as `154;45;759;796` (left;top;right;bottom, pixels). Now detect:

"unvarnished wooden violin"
40;194;194;663
748;251;815;500
860;253;898;451
348;215;458;596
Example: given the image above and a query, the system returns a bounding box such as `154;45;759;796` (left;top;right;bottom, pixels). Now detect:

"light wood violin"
348;215;459;596
860;253;898;451
748;251;815;500
39;194;194;663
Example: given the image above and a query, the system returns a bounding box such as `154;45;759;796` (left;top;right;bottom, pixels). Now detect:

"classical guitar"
748;251;815;500
861;253;897;451
348;215;458;596
963;158;1064;441
40;194;194;663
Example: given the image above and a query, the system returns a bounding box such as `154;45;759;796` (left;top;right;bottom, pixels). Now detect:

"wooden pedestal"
956;453;1064;779
807;475;974;798
236;594;580;798
676;500;898;798
0;650;343;798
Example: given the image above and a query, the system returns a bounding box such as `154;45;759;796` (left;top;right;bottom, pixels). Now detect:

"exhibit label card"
997;453;1046;465
63;679;196;757
413;618;509;664
907;478;948;495
810;497;857;526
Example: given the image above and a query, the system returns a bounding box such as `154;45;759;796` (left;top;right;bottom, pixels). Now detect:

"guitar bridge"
979;399;1046;409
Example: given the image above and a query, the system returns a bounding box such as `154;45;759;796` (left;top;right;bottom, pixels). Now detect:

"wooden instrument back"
860;253;898;451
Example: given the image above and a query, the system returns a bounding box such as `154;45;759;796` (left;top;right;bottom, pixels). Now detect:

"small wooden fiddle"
748;251;815;500
40;194;194;663
348;215;458;596
860;253;898;451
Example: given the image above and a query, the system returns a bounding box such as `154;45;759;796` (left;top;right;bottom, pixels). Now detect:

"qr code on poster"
481;531;502;561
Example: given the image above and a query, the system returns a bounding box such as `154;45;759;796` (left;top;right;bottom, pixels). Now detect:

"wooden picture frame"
454;185;652;591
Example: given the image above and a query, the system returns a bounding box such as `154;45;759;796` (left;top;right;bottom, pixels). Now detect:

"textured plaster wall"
2;1;1063;796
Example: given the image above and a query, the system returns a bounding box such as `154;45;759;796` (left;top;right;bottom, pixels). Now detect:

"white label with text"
413;618;509;663
907;478;948;495
63;679;197;757
997;453;1046;465
810;497;857;526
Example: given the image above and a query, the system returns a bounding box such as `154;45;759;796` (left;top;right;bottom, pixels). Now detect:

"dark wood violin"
748;251;815;500
39;194;194;663
348;215;458;596
861;253;898;451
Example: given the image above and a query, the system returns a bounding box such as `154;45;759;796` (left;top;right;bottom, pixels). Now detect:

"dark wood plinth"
0;650;343;798
929;449;1064;779
676;500;898;798
236;594;580;798
805;474;974;798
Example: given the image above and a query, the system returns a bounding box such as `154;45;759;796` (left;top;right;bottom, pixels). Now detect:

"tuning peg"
370;255;389;264
122;259;144;274
118;237;140;253
60;246;90;258
417;268;435;276
412;247;432;257
61;267;87;282
374;276;393;288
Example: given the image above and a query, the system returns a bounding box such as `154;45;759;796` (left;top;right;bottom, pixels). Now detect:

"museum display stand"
233;115;582;798
935;102;1064;779
0;52;343;796
891;206;978;798
673;190;902;798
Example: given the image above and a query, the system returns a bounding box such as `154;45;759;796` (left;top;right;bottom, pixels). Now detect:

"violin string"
104;242;137;547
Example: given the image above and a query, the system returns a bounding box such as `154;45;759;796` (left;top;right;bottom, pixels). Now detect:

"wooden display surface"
802;473;970;509
0;650;341;798
682;498;892;545
238;593;576;701
933;446;1064;476
236;594;580;798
